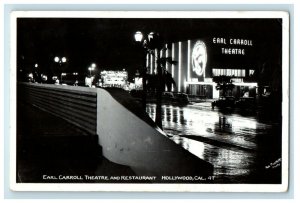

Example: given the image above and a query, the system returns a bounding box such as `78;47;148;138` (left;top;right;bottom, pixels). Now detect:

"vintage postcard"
10;11;289;192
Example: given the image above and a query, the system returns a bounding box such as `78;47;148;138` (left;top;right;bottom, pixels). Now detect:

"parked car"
162;92;175;102
212;96;236;109
174;93;190;104
235;97;256;110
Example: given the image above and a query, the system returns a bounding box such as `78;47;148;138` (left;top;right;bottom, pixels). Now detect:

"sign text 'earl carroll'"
213;37;253;55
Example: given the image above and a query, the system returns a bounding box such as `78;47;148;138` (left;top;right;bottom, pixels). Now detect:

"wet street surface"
146;102;282;183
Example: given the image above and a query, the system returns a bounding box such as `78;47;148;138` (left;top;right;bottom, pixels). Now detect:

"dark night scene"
15;14;285;188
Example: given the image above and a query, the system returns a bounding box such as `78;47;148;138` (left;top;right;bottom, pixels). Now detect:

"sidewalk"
191;100;214;108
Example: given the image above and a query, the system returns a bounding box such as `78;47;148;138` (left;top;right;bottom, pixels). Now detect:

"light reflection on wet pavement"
146;103;281;183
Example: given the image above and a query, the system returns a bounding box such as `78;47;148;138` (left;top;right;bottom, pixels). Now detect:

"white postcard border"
9;10;290;192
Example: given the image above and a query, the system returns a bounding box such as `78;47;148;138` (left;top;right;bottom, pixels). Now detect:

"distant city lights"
100;70;128;88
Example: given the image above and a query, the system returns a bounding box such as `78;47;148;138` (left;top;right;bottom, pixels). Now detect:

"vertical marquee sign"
190;40;208;82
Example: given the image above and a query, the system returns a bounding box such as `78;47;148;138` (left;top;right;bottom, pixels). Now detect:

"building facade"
146;37;258;99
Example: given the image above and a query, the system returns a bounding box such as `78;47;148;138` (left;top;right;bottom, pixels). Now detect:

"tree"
144;53;177;130
135;31;177;130
151;54;177;129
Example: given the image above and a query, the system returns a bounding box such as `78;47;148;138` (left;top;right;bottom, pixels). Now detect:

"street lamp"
134;31;149;112
33;63;40;82
88;67;95;76
88;63;96;76
54;56;67;64
54;56;59;63
61;57;67;63
54;56;67;83
134;31;143;42
134;31;164;129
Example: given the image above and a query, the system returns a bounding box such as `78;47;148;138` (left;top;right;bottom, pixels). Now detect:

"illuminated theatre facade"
145;37;258;99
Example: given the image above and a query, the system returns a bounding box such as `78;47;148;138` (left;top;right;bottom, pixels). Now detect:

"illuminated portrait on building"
191;40;207;76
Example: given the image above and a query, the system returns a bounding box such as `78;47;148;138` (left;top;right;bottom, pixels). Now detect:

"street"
146;102;282;183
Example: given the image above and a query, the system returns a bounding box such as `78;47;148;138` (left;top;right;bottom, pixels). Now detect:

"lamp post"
134;31;147;112
33;63;40;83
88;63;96;76
88;67;94;76
86;63;97;87
134;31;164;129
54;56;67;83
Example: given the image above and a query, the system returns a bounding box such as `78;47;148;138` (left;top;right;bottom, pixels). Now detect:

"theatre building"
145;36;260;99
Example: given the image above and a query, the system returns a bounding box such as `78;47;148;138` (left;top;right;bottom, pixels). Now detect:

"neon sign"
213;37;253;55
191;40;207;76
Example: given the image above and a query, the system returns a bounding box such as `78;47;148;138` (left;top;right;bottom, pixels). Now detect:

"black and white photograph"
10;11;289;192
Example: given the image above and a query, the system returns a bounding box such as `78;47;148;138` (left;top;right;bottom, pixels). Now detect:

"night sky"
17;17;282;78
